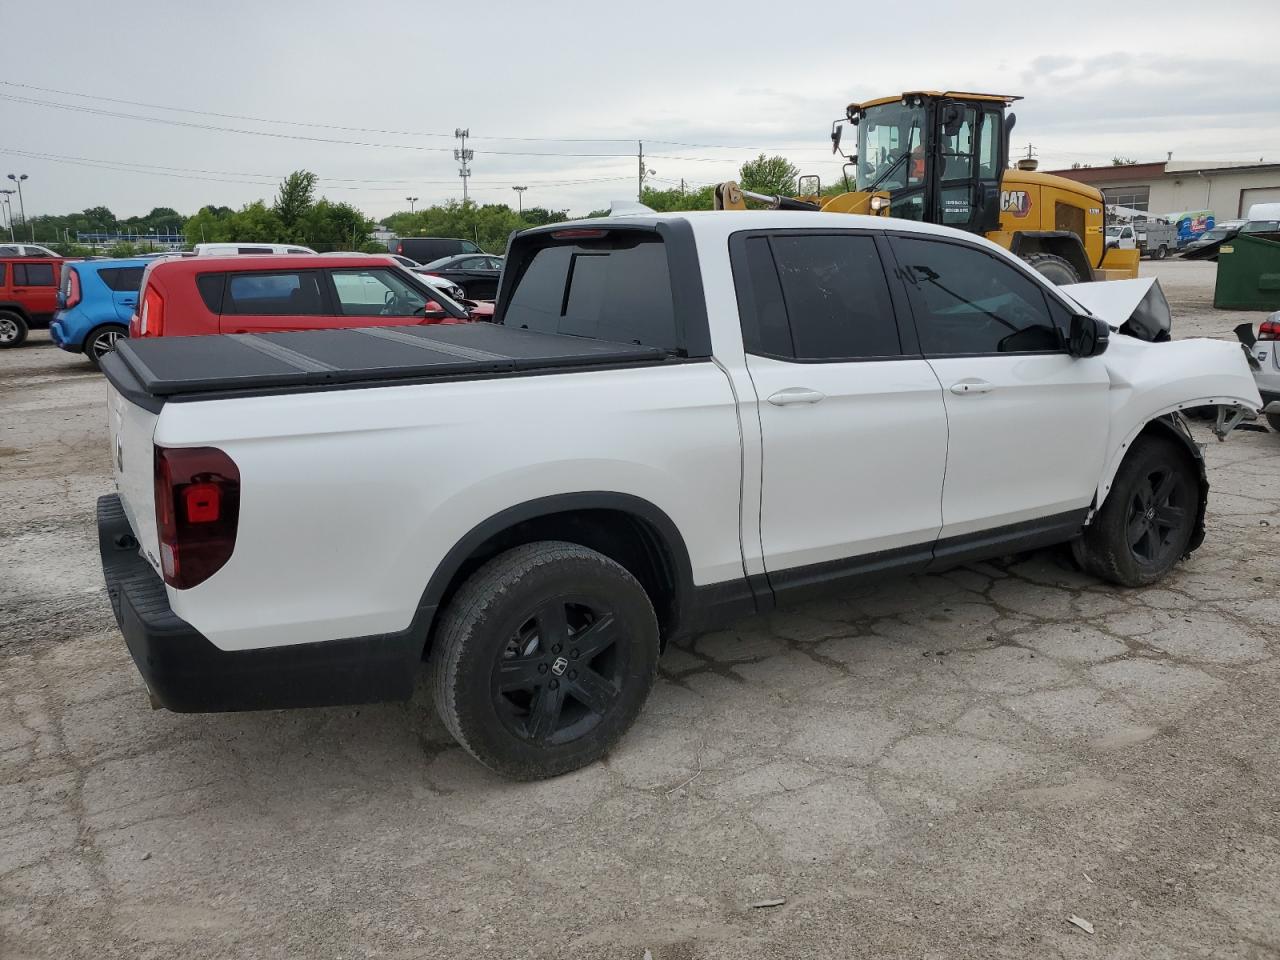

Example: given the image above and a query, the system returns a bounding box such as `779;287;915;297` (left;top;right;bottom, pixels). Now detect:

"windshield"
855;102;925;193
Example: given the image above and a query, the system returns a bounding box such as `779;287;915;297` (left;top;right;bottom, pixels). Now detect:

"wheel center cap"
550;656;569;677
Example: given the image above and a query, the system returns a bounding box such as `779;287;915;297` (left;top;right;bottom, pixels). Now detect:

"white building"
1047;160;1280;222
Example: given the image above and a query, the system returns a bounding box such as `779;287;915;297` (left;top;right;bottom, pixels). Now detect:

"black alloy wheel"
1124;464;1189;568
493;598;626;746
430;541;660;779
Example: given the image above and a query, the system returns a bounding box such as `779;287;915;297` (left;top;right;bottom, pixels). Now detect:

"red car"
130;254;479;339
0;254;65;348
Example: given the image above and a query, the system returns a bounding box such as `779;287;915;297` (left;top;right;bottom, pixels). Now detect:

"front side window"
740;233;901;360
892;237;1062;355
15;262;56;286
977;109;1001;180
329;267;433;317
224;271;325;316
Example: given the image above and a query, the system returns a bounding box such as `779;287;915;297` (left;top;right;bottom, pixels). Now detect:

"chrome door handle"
768;387;826;406
949;379;994;395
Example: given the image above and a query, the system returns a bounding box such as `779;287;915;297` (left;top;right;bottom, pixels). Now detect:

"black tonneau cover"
102;324;668;407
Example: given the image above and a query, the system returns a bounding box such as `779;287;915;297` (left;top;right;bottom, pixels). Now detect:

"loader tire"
1022;252;1080;286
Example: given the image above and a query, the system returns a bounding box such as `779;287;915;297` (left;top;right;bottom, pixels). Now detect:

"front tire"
1022;252;1081;286
429;541;660;780
1267;412;1280;433
1079;436;1199;587
0;310;28;348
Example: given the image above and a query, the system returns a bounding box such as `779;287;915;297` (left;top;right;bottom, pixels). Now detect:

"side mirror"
830;123;843;155
1069;313;1110;358
1104;237;1120;251
941;104;964;138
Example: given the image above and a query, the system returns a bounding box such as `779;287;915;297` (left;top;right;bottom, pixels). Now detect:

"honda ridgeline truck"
97;211;1262;779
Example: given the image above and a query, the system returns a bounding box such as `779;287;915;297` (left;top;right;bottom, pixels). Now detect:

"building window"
1102;186;1150;213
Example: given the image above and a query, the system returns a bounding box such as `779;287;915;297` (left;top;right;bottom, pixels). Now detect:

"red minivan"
130;254;481;339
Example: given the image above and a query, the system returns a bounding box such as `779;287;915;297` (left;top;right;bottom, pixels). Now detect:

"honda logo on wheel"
551;657;569;677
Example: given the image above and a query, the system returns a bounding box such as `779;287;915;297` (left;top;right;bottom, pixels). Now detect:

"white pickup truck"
98;211;1262;779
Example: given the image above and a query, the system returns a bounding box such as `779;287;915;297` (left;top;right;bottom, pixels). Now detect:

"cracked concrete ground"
2;260;1278;958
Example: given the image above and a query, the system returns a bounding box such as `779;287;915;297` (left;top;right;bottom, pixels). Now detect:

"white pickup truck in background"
98;211;1262;779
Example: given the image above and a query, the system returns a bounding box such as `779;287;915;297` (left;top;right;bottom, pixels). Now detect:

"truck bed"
101;323;670;408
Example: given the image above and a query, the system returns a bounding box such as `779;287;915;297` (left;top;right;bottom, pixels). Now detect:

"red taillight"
139;286;164;337
550;228;608;240
66;269;82;309
396;241;404;254
1259;319;1280;340
154;446;240;589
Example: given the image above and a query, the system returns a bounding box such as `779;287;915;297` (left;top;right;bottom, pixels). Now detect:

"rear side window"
223;271;325;316
0;264;6;285
504;236;677;352
15;262;56;286
738;233;902;360
196;274;225;312
891;236;1062;354
286;248;312;255
236;246;275;255
100;266;145;292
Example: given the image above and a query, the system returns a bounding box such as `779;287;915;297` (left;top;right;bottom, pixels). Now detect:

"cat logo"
1000;190;1032;218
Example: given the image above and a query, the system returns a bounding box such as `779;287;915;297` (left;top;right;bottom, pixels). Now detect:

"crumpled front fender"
1093;335;1262;512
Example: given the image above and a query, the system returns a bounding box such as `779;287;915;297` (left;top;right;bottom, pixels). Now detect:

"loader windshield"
856;102;925;194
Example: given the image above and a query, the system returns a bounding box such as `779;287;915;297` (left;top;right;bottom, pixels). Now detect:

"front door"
732;231;948;594
888;234;1110;545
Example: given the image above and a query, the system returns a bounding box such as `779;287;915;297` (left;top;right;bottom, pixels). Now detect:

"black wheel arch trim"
415;491;760;652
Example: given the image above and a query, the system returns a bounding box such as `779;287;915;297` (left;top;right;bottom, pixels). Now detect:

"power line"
0;79;836;156
0;147;634;191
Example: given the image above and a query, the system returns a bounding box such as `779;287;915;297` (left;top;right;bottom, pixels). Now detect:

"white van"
191;243;317;256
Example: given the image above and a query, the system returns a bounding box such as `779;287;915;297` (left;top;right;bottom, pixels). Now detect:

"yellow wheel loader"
714;91;1139;283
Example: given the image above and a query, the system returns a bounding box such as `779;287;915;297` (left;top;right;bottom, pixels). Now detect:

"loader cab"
849;92;1018;236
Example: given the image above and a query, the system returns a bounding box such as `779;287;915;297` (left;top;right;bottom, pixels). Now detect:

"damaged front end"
1061;277;1172;342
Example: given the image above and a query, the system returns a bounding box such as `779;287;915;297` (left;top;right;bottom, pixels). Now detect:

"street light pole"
7;174;29;241
512;185;527;215
406;196;418;214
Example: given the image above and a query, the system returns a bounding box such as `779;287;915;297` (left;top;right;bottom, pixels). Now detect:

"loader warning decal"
1000;190;1032;218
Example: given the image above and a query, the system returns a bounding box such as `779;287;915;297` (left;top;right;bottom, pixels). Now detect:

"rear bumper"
49;317;82;351
97;494;423;712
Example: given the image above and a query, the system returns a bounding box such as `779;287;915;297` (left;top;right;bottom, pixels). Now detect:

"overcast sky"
3;0;1277;223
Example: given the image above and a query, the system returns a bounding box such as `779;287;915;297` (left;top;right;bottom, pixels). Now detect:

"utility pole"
406;196;418;214
512;185;527;215
7;174;29;240
636;142;656;201
680;178;686;198
0;191;13;241
454;128;473;204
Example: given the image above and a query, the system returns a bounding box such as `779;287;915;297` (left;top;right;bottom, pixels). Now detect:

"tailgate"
107;379;162;575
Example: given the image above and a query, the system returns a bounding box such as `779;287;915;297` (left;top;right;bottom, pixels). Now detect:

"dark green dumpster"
1214;231;1280;310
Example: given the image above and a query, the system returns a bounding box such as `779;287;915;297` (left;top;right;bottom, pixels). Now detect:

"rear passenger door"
13;260;59;319
887;234;1110;544
217;270;330;333
731;231;948;591
101;266;144;322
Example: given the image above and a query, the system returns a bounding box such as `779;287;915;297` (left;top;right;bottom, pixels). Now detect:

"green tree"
298;199;370;251
224;201;285;242
640;184;715;212
274;171;319;239
738;154;800;196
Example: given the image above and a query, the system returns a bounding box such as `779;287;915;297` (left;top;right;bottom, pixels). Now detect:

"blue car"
51;258;148;366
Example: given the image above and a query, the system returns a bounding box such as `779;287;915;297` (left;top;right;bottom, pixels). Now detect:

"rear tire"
0;310;28;348
429;541;660;780
84;325;126;368
1022;252;1081;286
1078;436;1199;587
1155;244;1169;260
